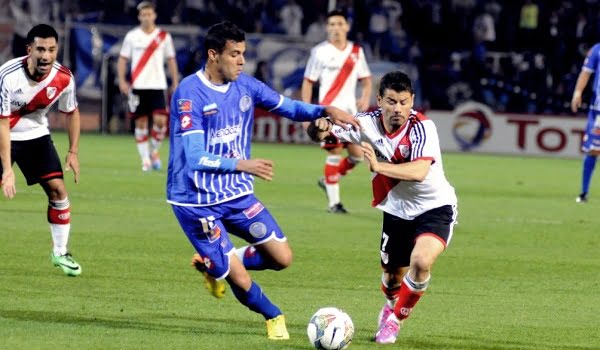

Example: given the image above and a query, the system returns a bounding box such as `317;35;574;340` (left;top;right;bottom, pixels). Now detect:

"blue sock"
235;246;269;270
229;281;281;320
581;155;597;194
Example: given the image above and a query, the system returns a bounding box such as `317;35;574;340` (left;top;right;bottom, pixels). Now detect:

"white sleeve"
356;47;371;79
0;79;11;117
410;120;440;162
330;123;362;144
119;32;133;58
58;76;78;113
303;47;323;82
164;33;176;59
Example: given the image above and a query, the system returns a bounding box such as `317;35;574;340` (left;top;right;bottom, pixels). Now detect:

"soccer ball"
307;307;354;350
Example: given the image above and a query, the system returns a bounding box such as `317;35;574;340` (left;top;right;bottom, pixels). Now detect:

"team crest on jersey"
239;95;251;112
46;87;57;99
177;99;192;113
180;114;192;129
399;145;410;158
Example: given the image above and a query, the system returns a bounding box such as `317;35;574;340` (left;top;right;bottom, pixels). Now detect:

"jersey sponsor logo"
180;114;192;129
14;88;23;94
208;124;241;145
202;102;218;116
374;138;384;146
11;100;26;108
249;222;267;238
239;95;251;112
46;87;57;99
177;99;192;113
243;202;265;219
198;156;221;168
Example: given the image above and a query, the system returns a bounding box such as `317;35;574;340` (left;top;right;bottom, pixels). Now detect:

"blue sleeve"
183;130;239;173
249;75;325;121
584;44;600;71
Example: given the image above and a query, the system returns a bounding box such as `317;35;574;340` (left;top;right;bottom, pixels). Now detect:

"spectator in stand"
280;0;303;37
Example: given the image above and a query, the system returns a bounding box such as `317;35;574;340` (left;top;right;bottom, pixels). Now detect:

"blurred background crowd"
1;0;599;115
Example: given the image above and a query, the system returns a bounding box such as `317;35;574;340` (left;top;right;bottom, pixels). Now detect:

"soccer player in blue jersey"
571;42;600;203
166;21;358;340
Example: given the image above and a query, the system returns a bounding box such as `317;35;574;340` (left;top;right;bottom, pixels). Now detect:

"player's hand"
360;142;380;173
65;152;80;184
324;106;360;131
119;81;130;96
307;118;333;142
356;96;370;112
571;92;582;113
1;167;16;199
236;159;274;181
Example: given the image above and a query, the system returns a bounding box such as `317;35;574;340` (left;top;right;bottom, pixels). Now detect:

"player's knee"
271;250;293;270
410;253;434;274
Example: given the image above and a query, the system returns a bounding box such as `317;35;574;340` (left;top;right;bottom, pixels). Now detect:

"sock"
230;281;281;320
581;155;597;194
338;156;359;176
235;246;269;270
381;277;402;308
150;124;167;155
47;198;71;256
393;274;429;321
324;155;341;207
135;128;150;162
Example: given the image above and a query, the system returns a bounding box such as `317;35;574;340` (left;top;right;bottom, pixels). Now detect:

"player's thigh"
13;135;63;186
413;204;458;248
380;212;416;271
346;142;364;159
171;205;235;280
225;198;292;265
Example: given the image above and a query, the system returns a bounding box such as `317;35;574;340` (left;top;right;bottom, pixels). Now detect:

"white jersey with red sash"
119;27;175;90
304;40;371;115
329;109;457;220
0;56;77;141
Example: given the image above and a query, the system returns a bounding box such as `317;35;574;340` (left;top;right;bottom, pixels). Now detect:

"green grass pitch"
0;132;598;349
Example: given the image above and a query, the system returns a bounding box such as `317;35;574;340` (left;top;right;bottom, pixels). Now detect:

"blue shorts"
582;109;600;153
171;194;286;279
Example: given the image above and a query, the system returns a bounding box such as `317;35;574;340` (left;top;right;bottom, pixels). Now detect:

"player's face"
138;8;157;29
326;16;349;42
213;40;246;83
377;88;414;133
27;37;58;78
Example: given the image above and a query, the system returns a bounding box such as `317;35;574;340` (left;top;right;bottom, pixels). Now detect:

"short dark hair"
137;1;155;12
326;9;348;21
378;71;413;96
26;24;58;45
204;21;245;56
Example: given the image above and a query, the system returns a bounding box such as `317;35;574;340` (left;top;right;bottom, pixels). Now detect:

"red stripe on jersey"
371;173;399;207
320;44;360;105
130;30;167;85
10;68;72;128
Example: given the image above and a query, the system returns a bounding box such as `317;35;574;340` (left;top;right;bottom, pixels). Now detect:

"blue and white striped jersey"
167;70;323;206
582;43;600;111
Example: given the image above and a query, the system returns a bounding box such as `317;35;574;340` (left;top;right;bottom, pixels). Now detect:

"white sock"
49;198;70;256
325;183;340;207
135;128;150;162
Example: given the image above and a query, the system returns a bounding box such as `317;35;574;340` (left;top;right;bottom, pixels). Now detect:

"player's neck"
141;24;156;34
329;38;348;50
203;65;225;85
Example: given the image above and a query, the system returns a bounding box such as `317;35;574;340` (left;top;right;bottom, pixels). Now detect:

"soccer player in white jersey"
167;21;358;340
302;9;372;214
0;24;82;276
117;1;179;172
308;71;458;344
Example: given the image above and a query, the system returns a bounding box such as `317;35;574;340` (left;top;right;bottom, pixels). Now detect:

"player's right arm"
0;84;15;198
172;84;274;181
117;32;132;95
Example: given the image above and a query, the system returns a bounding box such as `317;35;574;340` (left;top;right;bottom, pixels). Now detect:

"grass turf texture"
0;132;598;350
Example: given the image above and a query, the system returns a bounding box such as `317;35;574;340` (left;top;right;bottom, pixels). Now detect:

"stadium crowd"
3;0;600;114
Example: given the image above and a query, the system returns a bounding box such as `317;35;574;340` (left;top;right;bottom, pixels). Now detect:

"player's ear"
207;48;217;62
376;94;382;108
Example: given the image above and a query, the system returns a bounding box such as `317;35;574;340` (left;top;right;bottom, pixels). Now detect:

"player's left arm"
356;47;372;112
362;141;431;182
0;82;15;198
165;34;179;94
59;76;80;184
